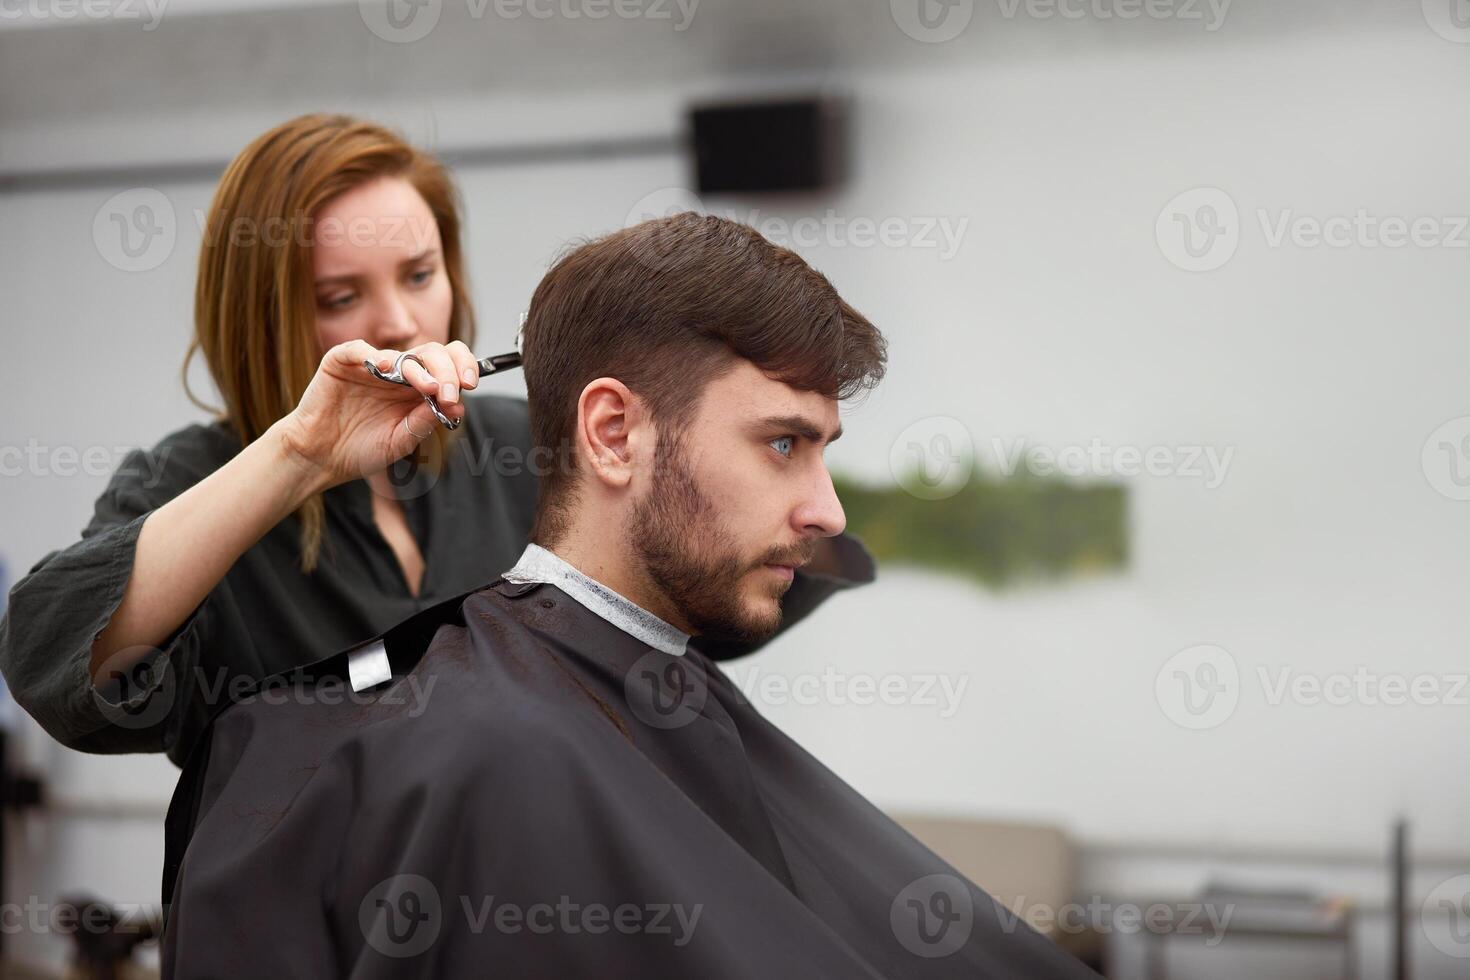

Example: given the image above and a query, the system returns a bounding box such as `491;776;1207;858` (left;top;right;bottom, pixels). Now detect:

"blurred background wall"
1;0;1467;975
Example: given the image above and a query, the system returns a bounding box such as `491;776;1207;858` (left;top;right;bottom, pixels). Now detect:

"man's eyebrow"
755;415;843;445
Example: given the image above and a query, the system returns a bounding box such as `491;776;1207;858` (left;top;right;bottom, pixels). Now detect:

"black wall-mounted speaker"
690;97;847;195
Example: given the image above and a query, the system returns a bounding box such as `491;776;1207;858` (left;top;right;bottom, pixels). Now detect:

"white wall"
2;1;1467;974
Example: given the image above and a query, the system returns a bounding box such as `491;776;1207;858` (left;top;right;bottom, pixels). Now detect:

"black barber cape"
161;576;1099;979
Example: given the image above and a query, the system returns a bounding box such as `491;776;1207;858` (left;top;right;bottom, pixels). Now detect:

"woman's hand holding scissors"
274;339;482;492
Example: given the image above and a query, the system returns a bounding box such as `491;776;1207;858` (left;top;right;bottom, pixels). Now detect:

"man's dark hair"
522;211;888;547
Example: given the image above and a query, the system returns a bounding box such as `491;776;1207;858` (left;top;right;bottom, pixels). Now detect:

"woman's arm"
89;339;482;683
86;423;327;682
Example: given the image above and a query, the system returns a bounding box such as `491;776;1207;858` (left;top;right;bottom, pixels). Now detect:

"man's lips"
762;562;797;582
758;546;813;584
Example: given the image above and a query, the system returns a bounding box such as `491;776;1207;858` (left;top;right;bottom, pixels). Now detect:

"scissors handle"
363;349;524;431
476;352;523;376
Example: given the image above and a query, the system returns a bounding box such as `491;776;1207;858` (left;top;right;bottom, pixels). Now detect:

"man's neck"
548;529;696;635
504;543;691;657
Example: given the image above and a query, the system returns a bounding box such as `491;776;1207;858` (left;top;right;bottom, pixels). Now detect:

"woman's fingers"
328;339;385;375
409;342;464;404
403;401;437;442
402;395;463;441
445;340;480;391
384;352;435;398
325;341;471;427
330;340;418;395
387;401;435;459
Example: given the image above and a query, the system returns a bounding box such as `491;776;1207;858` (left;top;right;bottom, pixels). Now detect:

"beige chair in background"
892;812;1099;961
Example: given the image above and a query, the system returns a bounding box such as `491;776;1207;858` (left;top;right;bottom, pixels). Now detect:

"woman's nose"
371;291;419;347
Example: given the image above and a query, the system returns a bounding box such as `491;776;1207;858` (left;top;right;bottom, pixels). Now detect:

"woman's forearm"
88;424;329;684
87;339;480;687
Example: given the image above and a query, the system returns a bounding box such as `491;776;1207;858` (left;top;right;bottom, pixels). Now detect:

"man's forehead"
700;360;841;440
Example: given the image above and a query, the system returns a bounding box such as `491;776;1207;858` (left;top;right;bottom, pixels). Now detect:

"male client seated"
161;213;1098;979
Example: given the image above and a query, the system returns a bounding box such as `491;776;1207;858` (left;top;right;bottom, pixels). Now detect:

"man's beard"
629;429;801;644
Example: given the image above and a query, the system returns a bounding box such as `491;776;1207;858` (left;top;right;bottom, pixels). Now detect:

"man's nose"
797;465;847;539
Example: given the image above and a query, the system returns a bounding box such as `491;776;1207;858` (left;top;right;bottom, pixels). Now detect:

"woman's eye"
320;293;355;311
408;267;434;286
769;436;795;458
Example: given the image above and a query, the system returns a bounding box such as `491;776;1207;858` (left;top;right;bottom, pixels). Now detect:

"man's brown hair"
522;212;888;547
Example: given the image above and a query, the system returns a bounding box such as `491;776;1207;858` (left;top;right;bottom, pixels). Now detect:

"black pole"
1391;818;1408;980
0;728;45;960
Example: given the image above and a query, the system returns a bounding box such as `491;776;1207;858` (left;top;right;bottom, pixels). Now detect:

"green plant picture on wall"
831;464;1128;590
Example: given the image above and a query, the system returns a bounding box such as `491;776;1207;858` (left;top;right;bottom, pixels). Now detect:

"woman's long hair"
185;113;476;572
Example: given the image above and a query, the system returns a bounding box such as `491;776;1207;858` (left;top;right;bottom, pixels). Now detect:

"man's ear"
575;377;651;490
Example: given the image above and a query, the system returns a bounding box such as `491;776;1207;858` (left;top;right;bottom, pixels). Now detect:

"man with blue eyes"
160;214;1098;979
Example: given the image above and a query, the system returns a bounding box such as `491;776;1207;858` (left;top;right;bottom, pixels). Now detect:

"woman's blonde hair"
186;113;476;572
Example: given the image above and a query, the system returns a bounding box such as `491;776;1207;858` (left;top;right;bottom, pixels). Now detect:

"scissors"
364;323;524;430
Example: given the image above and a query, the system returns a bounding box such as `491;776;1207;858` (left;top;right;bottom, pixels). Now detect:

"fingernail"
442;383;458;403
462;368;477;386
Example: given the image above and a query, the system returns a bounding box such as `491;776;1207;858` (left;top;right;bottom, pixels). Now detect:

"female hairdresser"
0;113;868;769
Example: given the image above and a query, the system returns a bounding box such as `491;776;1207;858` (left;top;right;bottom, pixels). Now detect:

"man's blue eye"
770;436;795;457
